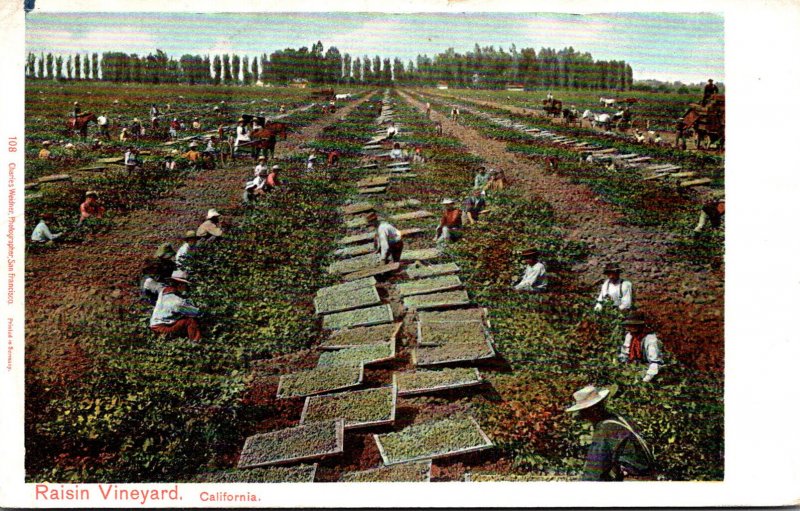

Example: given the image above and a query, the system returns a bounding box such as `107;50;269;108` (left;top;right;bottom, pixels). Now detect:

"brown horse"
542;98;562;117
66;112;98;140
249;122;289;160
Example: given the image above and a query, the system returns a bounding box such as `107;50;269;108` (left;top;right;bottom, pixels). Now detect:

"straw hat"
308;154;317;160
520;248;539;259
184;230;198;240
85;190;98;198
170;270;190;284
441;198;455;205
42;140;52;146
258;156;266;161
64;143;74;149
271;165;281;171
602;262;622;274
623;312;647;326
206;209;220;219
155;243;177;260
565;385;614;412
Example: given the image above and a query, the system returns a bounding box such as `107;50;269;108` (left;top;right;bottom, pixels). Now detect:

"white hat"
565;385;613;412
170;270;190;284
308;154;316;160
441;198;454;205
64;143;75;149
271;165;280;170
206;208;220;219
189;142;198;148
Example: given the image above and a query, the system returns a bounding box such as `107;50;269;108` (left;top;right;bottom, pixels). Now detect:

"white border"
3;0;800;507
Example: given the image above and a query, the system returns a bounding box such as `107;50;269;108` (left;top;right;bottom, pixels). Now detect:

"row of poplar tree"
25;42;634;90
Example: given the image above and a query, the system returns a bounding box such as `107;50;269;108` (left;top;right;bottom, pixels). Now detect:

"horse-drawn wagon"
681;94;725;150
542;98;562;117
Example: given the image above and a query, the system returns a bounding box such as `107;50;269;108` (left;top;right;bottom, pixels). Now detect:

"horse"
599;97;617;107
542;98;562;117
66;112;97;140
562;108;580;126
250;122;289;160
582;110;612;129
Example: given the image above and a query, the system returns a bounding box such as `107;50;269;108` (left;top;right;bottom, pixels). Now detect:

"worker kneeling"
513;248;547;291
435;198;463;243
618;312;664;383
150;270;202;342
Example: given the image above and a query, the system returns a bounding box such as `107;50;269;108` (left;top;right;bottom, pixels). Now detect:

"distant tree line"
25;41;635;90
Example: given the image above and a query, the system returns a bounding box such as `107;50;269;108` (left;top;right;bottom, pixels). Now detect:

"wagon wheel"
219;141;234;167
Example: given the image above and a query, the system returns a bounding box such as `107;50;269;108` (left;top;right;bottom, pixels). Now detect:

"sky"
25;12;724;84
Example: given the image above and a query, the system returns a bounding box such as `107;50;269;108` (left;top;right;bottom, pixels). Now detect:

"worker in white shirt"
175;230;199;271
253;156;267;177
97;114;109;140
307;152;317;171
386;121;398;139
594;263;633;311
149;270;202;341
389;142;405;161
367;212;403;263
30;213;62;244
514;248;547;291
234;117;250;159
618;312;664;382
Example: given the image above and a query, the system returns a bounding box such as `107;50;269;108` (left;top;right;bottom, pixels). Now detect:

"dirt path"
419;89;712;152
25;94;375;385
399;89;723;373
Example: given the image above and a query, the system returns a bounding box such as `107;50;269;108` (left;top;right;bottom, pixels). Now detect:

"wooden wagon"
681;94;725;150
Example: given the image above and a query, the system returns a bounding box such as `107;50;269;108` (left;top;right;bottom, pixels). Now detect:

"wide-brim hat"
237;117;245;122
206;209;220;219
521;248;539;258
155;243;176;259
441;198;455;205
258;156;266;161
133;118;140;122
623;312;647;326
271;165;281;171
602;263;622;274
42;140;52;146
565;384;616;412
85;190;99;198
64;143;75;149
189;142;198;148
170;270;190;284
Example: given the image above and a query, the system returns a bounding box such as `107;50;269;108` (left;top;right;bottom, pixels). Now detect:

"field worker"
486;168;507;191
197;209;223;241
169;118;180;140
435;198;463;243
390;142;404;161
192;117;202;131
386;121;398;139
217;124;225;142
450;106;460;123
412;147;426;164
205;136;218;157
473;166;490;190
234;118;250;159
618;312;664;383
594;263;634;312
462;189;486;225
150;104;160;129
78;191;105;226
266;165;280;191
90;138;103;151
140;243;177;305
307;152;317;171
546;92;553;101
97;114;109;139
279;104;286;114
565;385;655;481
183;142;202;166
119;127;130;142
30;213;62;244
327;149;341;167
130;118;142;140
124;146;141;175
149;270;202;341
163;155;176;171
72;101;81;118
175;230;199;271
253;156;267;177
435;121;443;136
514;248;547;292
38;141;52;160
693;193;725;234
702;79;719;106
425;101;431;118
367;212;403;264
